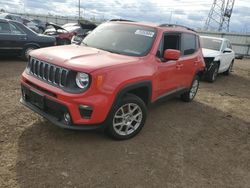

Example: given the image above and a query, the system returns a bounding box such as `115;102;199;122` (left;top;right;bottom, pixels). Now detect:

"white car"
200;36;235;82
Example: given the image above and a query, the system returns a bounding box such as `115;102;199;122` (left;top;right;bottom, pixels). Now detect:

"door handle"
176;63;183;69
194;60;199;66
19;36;27;40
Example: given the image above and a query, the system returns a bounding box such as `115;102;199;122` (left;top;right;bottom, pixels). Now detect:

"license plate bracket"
29;89;45;110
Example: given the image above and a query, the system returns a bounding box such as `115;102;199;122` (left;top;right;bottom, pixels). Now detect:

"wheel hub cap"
189;79;199;99
113;103;143;136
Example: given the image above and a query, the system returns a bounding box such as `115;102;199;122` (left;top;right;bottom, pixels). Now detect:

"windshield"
200;37;222;51
82;23;156;56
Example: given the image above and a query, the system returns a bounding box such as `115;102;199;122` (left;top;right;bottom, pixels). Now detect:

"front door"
154;33;183;98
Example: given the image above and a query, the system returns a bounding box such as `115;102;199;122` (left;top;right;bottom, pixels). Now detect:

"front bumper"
20;85;103;130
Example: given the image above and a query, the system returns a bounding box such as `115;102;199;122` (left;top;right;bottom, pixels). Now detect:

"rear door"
9;22;27;48
0;21;27;54
0;21;14;53
177;33;200;87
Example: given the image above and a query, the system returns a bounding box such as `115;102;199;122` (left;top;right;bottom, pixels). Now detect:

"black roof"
158;24;196;32
109;19;135;22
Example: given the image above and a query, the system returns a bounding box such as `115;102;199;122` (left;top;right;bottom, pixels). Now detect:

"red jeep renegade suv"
20;20;205;140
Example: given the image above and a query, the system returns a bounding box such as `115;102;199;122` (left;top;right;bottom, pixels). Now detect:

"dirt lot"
0;58;250;188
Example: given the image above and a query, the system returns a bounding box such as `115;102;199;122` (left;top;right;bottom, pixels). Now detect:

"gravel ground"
0;57;249;188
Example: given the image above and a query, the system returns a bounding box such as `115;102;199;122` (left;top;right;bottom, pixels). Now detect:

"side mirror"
163;49;181;61
223;48;232;53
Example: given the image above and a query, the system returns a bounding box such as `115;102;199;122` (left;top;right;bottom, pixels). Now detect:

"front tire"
181;75;199;102
105;94;147;140
205;62;219;82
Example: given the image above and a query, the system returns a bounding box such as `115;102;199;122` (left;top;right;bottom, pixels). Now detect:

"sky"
0;0;250;32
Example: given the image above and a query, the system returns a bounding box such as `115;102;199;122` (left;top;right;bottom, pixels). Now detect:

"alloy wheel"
113;103;143;136
189;79;199;99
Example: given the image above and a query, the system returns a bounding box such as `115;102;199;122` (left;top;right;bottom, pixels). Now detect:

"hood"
46;22;67;31
202;48;220;58
30;45;140;73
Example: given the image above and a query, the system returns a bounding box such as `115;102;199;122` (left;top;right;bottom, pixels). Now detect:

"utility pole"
78;0;81;20
204;0;235;32
219;0;235;31
169;11;173;23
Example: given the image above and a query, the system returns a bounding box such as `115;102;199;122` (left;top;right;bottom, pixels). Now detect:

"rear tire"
181;75;199;102
205;62;219;82
105;94;147;140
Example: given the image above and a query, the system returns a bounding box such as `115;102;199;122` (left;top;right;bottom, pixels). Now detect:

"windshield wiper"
98;48;122;54
81;41;88;46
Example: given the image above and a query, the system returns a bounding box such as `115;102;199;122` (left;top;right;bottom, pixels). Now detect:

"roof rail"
158;24;196;32
109;19;135;22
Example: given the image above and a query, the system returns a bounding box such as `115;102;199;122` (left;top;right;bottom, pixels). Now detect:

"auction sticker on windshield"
135;30;155;37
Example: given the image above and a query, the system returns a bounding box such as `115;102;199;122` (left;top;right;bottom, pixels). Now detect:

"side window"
221;41;227;51
157;33;180;58
227;41;232;49
6;15;12;20
181;33;196;55
10;23;24;34
196;35;200;49
0;22;11;34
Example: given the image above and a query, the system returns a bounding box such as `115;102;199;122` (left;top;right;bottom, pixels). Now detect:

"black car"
0;13;39;33
31;19;47;33
71;21;97;45
0;19;55;60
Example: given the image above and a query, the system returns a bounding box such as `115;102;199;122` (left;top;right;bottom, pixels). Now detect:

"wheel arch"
23;43;40;49
214;59;220;68
114;80;152;106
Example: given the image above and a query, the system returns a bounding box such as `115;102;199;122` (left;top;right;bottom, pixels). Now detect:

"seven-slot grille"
28;58;69;87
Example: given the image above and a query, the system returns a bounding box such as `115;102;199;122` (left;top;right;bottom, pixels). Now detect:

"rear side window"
0;22;11;34
227;41;232;49
10;23;24;34
181;33;196;55
221;41;227;51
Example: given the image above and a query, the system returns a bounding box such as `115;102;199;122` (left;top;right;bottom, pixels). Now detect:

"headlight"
76;72;89;89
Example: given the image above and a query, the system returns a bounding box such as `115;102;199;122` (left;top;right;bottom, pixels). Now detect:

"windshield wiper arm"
81;41;88;46
98;48;121;54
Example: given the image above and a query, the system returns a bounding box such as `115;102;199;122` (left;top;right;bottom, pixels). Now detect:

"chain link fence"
4;12;250;57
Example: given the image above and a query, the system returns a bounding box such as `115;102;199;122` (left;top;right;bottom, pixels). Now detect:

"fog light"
79;105;93;119
64;112;71;124
79;105;92;110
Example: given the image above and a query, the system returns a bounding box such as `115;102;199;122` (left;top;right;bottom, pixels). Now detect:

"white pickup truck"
200;36;235;82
